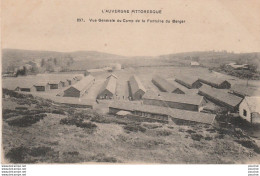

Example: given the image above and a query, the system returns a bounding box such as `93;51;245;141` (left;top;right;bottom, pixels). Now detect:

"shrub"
51;109;66;115
205;136;213;141
123;123;146;133
15;106;28;110
206;128;216;133
60;117;82;126
91;153;119;163
6;146;55;163
156;129;172;136
60;151;84;163
2;89;33;99
7;114;47;127
97;157;118;163
60;117;97;130
29;146;52;157
191;134;204;141
235;139;260;154
75;121;97;129
6;146;29;163
186;130;196;134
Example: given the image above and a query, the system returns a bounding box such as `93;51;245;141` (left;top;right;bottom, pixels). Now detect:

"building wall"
98;89;114;99
61;81;69;87
133;89;145;100
49;84;60;89
252;113;260;124
239;100;251;122
172;89;185;94
192;81;203;89
143;99;200;111
109;107;131;114
20;88;31;92
63;87;80;97
35;86;46;91
62;103;93;109
219;81;231;89
133;111;168;121
82;80;94;95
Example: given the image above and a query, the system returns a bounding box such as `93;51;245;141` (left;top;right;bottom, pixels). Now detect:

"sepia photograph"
1;0;260;166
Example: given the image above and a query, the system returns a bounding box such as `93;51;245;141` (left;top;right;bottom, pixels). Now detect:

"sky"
2;0;260;56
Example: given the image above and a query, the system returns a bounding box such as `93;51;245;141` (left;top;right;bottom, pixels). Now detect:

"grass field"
2;94;260;164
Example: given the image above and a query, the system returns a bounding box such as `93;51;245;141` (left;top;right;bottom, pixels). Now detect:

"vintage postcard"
1;0;260;165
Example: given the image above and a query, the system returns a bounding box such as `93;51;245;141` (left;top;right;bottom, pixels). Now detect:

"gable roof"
109;101;215;124
175;76;200;87
71;75;95;92
48;80;62;85
243;96;260;113
107;74;118;79
129;75;146;94
199;76;230;86
75;75;83;81
230;84;260;97
152;75;182;93
16;81;35;89
34;81;49;87
98;76;117;95
143;91;204;105
199;85;243;108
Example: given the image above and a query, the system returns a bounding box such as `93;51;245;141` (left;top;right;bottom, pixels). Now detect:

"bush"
91;153;119;163
123;123;146;133
7;114;47;127
6;146;55;163
6;146;29;163
60;117;97;130
191;134;204;141
2;89;33;99
235;139;260;154
60;117;82;126
156;129;172;136
186;129;196;134
29;146;52;157
75;121;97;129
51;109;66;115
15;106;28;110
205;136;213;141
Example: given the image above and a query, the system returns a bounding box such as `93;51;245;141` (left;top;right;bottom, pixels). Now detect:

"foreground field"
2;90;260;164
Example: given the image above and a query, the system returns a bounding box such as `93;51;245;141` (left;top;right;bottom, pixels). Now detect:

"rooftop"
199;85;243;107
109;101;215;124
129;75;146;94
143;91;204;105
99;76;117;95
230;84;260;97
152;75;181;93
175;75;200;86
71;75;95;91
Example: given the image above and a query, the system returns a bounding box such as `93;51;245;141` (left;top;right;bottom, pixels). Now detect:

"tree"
53;58;58;66
40;59;46;67
242;71;254;86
